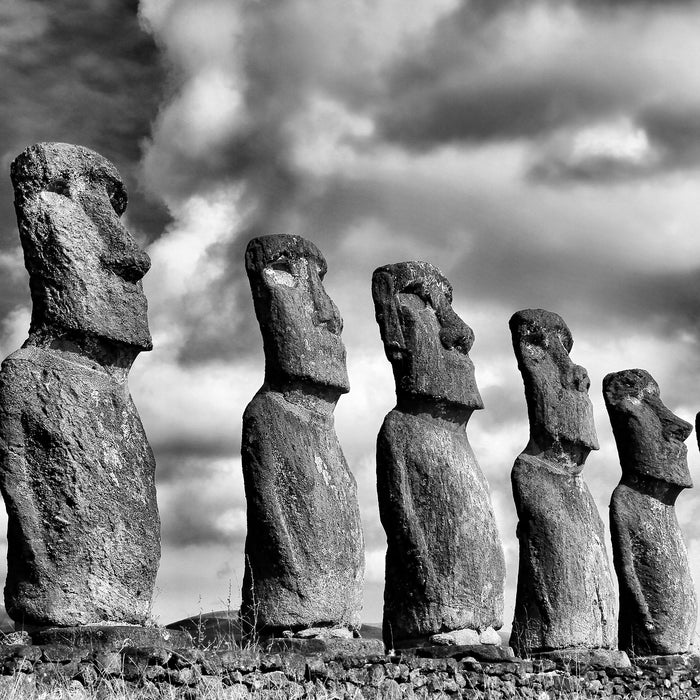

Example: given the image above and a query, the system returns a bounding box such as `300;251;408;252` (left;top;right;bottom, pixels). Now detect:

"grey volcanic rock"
604;369;696;655
241;235;364;634
509;309;617;655
0;143;159;627
373;261;505;649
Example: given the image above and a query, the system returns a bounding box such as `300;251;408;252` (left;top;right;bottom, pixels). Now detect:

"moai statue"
0;143;159;627
509;309;617;655
373;261;505;650
241;234;364;635
604;369;696;655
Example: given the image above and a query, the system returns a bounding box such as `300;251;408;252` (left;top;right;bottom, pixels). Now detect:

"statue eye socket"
270;259;292;274
264;258;297;287
105;182;127;215
47;178;70;196
403;281;429;304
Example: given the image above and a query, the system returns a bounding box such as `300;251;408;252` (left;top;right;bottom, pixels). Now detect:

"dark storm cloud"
377;0;700;181
528;154;651;184
377;1;623;148
450;229;700;352
382;84;590;146
0;0;170;266
613;267;700;338
152;436;238;477
641;105;700;170
584;0;696;6
160;479;245;548
379;64;619;147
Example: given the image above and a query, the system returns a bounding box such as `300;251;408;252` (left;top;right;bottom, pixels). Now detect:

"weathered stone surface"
241;235;364;634
604;368;696;655
31;626;190;652
430;630;480;647
533;648;631;670
409;644;515;662
373;261;505;649
0;143;159;627
265;637;385;657
509;309;617;655
291;627;354;640
479;628;502;646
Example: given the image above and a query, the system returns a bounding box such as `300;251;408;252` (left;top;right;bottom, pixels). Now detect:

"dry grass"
0;674;659;700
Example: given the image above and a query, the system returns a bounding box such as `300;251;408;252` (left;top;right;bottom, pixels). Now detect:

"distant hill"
165;613;508;647
166;611;384;647
167;610;242;646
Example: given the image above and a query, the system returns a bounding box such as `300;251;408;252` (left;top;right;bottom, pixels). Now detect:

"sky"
1;0;700;633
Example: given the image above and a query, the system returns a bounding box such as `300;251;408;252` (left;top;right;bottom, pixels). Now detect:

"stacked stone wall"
0;640;699;698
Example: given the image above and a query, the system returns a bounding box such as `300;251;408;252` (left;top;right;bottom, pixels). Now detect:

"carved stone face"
372;261;483;411
245;234;349;392
603;368;692;488
11;142;152;351
510;308;599;459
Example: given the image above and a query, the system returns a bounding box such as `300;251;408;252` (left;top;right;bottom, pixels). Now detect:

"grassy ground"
0;677;662;700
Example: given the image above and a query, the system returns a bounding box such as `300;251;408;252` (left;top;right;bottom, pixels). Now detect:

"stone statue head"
510;308;598;462
245;234;349;393
11;142;152;351
603;368;692;489
372;261;483;411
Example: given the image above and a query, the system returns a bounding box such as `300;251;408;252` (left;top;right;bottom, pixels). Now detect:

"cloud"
528;118;660;182
153;541;242;620
138;0;464;359
377;1;700;181
134;0;700;626
378;4;633;144
157;457;245;548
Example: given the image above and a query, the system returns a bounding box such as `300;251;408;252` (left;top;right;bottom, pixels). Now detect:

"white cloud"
153;542;241;623
0;307;30;361
127;0;700;628
572;119;652;163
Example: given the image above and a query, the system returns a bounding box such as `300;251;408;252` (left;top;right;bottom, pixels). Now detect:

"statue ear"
372;270;406;354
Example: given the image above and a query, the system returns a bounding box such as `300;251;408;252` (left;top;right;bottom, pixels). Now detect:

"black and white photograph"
0;1;699;697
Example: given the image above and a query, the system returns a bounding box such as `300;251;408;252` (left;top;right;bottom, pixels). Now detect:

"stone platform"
396;643;515;663
264;636;384;657
0;635;695;697
30;625;191;652
531;647;631;670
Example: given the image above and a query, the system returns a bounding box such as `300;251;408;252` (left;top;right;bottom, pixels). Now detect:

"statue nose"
309;269;342;334
437;300;474;353
99;216;151;282
657;402;693;442
570;364;590;392
80;188;152;282
108;244;151;282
